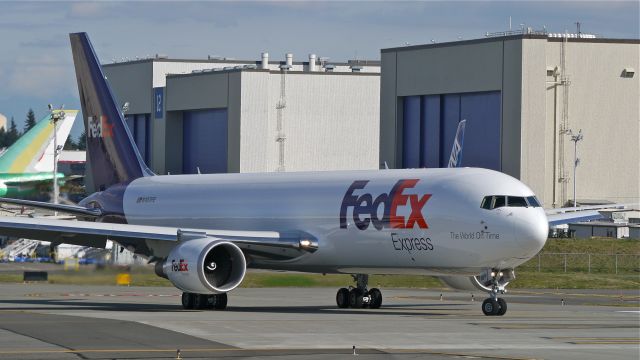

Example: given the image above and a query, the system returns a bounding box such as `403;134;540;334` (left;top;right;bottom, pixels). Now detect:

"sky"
0;0;638;141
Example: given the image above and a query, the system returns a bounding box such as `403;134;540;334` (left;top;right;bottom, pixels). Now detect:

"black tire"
193;294;208;309
336;288;349;308
349;288;364;308
214;293;228;310
181;292;194;309
496;298;507;316
368;288;382;309
482;298;500;316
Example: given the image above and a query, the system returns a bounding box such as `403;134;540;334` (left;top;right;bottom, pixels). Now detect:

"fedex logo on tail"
340;179;431;231
87;115;114;138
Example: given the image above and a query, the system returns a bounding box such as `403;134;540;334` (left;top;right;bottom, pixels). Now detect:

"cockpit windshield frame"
480;195;542;210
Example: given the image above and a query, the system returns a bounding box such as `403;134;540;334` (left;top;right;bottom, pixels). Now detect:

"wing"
0;216;318;261
546;203;638;226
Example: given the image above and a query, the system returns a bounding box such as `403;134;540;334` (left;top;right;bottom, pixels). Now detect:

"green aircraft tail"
0;110;78;174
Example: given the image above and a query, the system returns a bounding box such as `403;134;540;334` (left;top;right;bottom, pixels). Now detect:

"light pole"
567;129;583;208
48;104;65;215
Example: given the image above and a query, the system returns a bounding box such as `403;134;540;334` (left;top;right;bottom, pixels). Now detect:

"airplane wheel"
368;288;382;309
482;298;500;316
336;288;349;308
496;298;507;316
181;292;194;309
349;288;364;308
193;294;208;309
213;293;228;310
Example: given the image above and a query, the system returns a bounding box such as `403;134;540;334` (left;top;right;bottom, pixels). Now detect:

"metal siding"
182;109;228;174
380;51;398;168
500;39;522;178
422;95;440;168
541;41;640;205
440;94;460;167
239;72;271;173
103;62;152;114
395;42;503;96
134;114;148;164
240;72;379;172
460;91;501;170
166;72;229;111
402;96;421;168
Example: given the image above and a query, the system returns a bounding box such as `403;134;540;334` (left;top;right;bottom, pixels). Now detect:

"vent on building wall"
622;68;635;78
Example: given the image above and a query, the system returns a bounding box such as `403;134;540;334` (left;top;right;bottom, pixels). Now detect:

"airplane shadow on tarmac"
0;298;469;316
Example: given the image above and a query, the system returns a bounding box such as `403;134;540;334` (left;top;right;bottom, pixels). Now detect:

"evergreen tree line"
0;109;86;150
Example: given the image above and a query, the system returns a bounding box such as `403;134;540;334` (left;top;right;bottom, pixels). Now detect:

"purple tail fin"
70;32;153;192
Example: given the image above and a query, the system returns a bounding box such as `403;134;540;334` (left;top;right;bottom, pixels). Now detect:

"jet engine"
160;237;247;294
439;269;515;292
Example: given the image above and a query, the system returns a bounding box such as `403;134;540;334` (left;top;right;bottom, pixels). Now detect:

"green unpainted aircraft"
0;110;78;198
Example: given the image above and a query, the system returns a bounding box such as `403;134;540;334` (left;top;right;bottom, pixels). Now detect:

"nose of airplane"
514;208;548;256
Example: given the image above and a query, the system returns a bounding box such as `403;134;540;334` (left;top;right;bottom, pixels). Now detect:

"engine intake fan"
162;237;247;294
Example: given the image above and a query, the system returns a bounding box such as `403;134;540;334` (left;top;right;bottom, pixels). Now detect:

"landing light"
491;271;496;277
297;238;318;252
299;239;312;248
499;272;504;277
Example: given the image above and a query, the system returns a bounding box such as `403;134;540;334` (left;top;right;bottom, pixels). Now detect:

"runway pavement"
0;284;637;359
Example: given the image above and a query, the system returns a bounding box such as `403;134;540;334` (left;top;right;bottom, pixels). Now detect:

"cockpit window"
493;196;506;208
508;196;528;207
481;196;492;209
481;195;541;209
526;196;541;207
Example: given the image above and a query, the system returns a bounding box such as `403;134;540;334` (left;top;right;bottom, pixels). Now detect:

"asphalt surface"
0;284;637;359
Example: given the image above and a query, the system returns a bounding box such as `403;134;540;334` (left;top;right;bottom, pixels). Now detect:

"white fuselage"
122;168;548;276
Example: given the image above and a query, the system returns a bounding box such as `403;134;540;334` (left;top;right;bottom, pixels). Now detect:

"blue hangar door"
182;109;228;174
402;91;501;170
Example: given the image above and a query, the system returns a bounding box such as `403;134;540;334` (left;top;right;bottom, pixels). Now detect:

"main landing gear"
481;270;508;316
181;292;228;310
336;274;382;309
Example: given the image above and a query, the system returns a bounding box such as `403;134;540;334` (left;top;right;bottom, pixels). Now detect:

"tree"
76;130;86;150
24;108;37;133
0;127;6;149
6;117;19;146
64;137;77;150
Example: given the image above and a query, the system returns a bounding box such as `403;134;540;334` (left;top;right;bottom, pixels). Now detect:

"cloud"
68;2;114;18
20;37;68;48
7;55;76;99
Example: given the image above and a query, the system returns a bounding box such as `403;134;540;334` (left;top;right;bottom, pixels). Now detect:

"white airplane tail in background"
447;119;466;168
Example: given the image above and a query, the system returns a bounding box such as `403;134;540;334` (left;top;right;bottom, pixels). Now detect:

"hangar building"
103;54;380;176
379;33;639;208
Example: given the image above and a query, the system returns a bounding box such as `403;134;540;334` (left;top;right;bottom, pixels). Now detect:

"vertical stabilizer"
69;32;152;192
0;110;78;174
447;119;466;168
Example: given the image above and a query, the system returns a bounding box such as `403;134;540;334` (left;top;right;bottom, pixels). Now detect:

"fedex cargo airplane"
0;32;572;316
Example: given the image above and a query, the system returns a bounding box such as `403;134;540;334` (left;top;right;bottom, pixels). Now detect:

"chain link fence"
520;253;640;274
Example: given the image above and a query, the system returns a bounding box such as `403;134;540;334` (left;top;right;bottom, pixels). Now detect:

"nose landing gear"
335;274;382;309
481;270;509;316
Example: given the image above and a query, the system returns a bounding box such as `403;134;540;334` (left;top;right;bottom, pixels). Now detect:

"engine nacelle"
439;269;515;292
162;237;247;294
